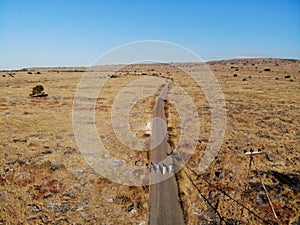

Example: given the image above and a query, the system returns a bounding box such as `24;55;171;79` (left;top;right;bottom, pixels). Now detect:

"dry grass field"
0;58;299;224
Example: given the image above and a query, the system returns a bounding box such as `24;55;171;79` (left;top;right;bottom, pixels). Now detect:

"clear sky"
0;0;299;69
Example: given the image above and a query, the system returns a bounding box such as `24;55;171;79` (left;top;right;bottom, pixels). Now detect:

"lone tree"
29;85;48;97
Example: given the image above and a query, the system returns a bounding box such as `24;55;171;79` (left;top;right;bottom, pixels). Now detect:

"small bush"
284;75;291;79
233;74;238;77
264;68;271;71
29;85;48;97
31;85;43;95
27;72;32;74
242;78;247;81
36;71;41;74
110;75;118;78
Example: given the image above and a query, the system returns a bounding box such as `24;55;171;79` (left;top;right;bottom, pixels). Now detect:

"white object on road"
154;163;159;173
168;164;172;173
162;165;167;174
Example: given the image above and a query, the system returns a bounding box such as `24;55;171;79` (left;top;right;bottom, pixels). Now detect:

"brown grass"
0;58;299;224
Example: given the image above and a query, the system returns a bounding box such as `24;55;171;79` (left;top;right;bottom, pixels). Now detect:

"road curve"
149;81;185;225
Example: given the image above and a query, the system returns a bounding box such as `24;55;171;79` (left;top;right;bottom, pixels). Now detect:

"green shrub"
29;85;48;97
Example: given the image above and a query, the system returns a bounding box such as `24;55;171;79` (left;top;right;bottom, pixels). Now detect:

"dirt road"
149;81;185;225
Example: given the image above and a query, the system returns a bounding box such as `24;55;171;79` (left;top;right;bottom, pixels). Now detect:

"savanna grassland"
0;58;299;224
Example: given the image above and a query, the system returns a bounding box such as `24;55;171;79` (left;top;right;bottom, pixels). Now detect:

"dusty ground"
168;59;300;225
0;58;299;224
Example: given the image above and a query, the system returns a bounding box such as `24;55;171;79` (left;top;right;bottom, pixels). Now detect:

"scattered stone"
41;150;52;155
193;207;202;216
128;204;135;214
104;196;114;203
53;202;70;214
45;201;53;210
62;190;76;199
104;153;112;159
43;194;53;199
74;170;85;179
4;168;13;173
189;159;198;166
208;190;217;199
50;163;66;171
32;205;40;212
214;171;225;179
56;135;63;139
16;172;28;178
220;193;225;200
64;147;78;154
79;212;86;218
6;159;26;166
266;154;275;162
135;160;143;166
80;198;89;206
12;138;27;143
27;215;41;222
225;218;241;225
54;218;69;225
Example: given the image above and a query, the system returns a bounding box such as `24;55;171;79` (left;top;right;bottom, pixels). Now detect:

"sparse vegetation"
0;59;299;224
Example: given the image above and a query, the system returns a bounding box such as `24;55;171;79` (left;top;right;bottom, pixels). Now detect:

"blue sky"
0;0;299;69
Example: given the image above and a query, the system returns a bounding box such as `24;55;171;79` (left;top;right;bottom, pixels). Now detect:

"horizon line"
1;57;299;71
